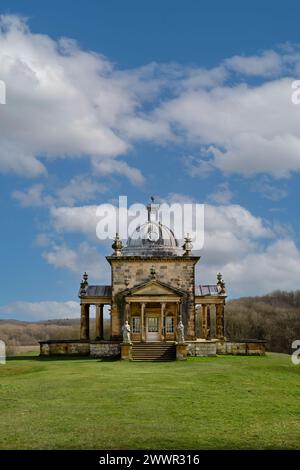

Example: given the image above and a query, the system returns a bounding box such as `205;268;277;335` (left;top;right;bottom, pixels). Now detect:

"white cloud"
55;176;107;206
12;184;53;207
196;203;273;267
225;50;282;77
43;241;107;278
50;202;146;240
12;176;108;208
250;177;288;201
200;239;300;298
2;15;300;183
209;132;300;178
0;300;79;321
207;182;234;204
0;15;156;181
50;205;100;238
92;158;144;186
158;77;300;178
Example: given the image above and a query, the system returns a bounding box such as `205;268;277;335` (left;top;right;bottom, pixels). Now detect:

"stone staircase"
132;342;176;361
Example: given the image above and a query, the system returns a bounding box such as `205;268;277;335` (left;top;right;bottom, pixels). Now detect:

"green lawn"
0;353;299;449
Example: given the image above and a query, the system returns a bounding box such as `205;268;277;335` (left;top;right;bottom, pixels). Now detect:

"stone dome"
122;199;183;257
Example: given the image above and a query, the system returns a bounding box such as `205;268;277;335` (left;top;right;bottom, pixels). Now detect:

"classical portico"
120;279;184;343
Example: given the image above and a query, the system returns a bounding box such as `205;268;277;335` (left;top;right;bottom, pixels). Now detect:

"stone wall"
39;339;266;358
110;258;197;296
217;341;266;356
39;340;120;357
186;340;266;356
90;341;120;358
110;257;198;339
186;341;217;357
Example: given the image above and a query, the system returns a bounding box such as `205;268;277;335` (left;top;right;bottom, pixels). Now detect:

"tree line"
225;290;300;353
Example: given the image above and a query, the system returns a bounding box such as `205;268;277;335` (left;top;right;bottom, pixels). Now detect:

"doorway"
146;316;160;342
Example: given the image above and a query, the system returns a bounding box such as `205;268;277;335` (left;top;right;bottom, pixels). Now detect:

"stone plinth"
121;343;133;360
39;340;120;357
216;340;266;356
39;340;90;356
90;341;120;358
176;343;188;360
186;340;217;357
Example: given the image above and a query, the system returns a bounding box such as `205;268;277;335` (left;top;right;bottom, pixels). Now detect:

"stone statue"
177;319;185;344
122;320;131;344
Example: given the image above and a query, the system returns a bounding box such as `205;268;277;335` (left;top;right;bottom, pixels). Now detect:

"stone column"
215;304;225;340
125;302;130;322
141;303;146;342
80;304;90;340
160;302;166;341
175;302;179;322
201;304;208;339
195;305;201;339
186;288;196;340
175;302;180;336
95;304;104;340
207;306;211;339
110;305;121;340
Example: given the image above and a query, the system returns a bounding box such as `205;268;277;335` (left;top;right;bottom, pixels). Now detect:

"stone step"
132;342;176;361
133;344;173;346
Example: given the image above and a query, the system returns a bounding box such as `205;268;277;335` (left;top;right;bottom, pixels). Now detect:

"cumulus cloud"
50;205;100;238
12;176;107;208
92;158;144;186
200;239;300;298
12;183;53;207
225;50;283;77
158;77;300;178
197;203;273;266
250;176;288;201
43;241;107;278
0;300;79;321
2;15;300;183
207;182;234;204
0;15;159;182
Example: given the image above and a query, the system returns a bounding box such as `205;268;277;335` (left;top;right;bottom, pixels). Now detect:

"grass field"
0;353;299;449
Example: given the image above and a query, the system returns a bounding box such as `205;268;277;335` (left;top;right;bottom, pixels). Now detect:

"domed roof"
122;199;183;257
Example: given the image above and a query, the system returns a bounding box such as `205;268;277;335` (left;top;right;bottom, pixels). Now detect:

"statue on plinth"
176;318;185;344
122;320;131;344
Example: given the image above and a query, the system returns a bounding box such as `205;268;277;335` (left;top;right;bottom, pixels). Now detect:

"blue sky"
1;1;300;320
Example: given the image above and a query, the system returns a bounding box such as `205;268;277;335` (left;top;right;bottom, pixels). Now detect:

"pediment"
128;280;183;297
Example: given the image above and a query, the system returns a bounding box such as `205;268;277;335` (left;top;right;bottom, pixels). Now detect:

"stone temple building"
40;199;265;360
